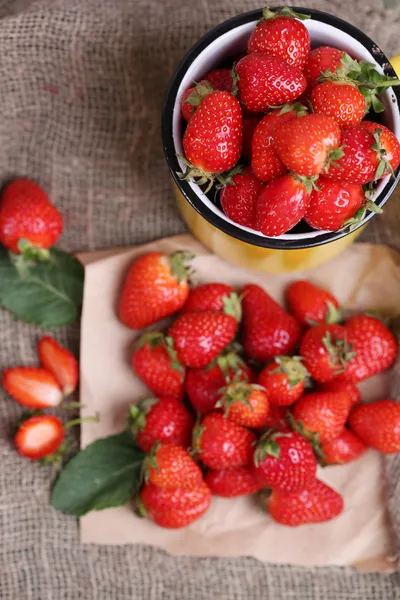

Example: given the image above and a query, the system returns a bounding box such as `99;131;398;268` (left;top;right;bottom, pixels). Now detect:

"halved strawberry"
38;336;78;395
2;367;63;409
15;414;65;460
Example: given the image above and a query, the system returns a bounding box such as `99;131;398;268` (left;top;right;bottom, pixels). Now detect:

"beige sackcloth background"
1;0;400;598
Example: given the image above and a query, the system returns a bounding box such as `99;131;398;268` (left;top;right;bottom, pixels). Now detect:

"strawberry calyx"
259;6;310;22
129;399;157;435
325;301;342;325
269;355;309;387
292;174;319;195
169;250;194;284
231;63;239;97
371;128;395;180
136;331;185;374
322;330;356;374
142;440;161;481
286;413;323;453
222;292;242;322
164;335;186;373
277;102;308;117
324;146;345;173
177;158;243;193
191;420;205;457
10;239;54;276
184;81;214;109
216;381;265;415
253;430;292;464
134;496;148;519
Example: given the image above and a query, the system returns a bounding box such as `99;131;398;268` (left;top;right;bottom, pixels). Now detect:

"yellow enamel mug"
162;8;400;274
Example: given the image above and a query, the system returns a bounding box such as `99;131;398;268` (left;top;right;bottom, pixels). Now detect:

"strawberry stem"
260;6;310;21
184;81;213;108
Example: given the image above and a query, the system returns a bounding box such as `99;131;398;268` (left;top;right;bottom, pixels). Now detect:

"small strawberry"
236;54;306;112
242;284;302;362
205;466;262;497
143;442;203;490
255;173;312;236
316;378;361;406
274;113;341;177
258;356;308;407
292;391;351;443
0;178;63;256
242;115;263;163
265;405;290;431
182;283;241;319
181;80;213;122
118;251;191;330
359;121;400;176
286;280;341;326
348;399;400;454
344;314;397;382
319;428;366;465
303;46;346;93
193;412;256;469
220;166;263;228
204;68;234;92
15;414;65;460
218;382;269;428
264;479;344;526
131;332;185;400
138;481;211;528
248;7;311;69
310;81;366;128
168;311;237;369
37;336;78;396
2;367;63;409
300;323;354;382
252;431;317;492
129;397;193;453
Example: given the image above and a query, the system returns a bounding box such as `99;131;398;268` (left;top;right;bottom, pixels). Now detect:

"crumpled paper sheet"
78;234;400;571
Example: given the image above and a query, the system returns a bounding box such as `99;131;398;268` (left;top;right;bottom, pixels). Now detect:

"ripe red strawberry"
324;126;381;184
310;81;366;128
305;177;365;231
319;428;366;465
218;382;269;428
252;431;317;492
359;121;400;175
144;442;203;490
204;68;234;92
292;391;351;443
131;332;185;400
255;173;312;236
205;466;262;497
348;399;400;454
274;113;341;176
130;396;193;453
248;7;311;69
303;46;346;93
15;414;65;460
168;311;237;369
316;378;361;406
0;178;63;255
220;166;263;228
118;251;191;330
286;280;341;326
38;336;78;396
193;412;256;469
300;323;354;382
258;356;308;407
242;115;263;163
2;367;63;409
181;80;212;122
138;481;211;529
264;479;344;526
241;284;302;362
182;283;240;317
344;314;397;382
236;54;306;112
265;405;290;430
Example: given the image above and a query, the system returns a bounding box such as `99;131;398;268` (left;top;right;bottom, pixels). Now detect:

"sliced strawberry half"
15;414;65;460
38;336;78;395
2;367;63;409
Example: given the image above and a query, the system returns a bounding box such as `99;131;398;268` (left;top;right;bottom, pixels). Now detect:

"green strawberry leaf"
51;430;145;516
0;246;84;327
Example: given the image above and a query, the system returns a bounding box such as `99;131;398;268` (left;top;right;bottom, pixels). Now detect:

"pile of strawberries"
116;249;400;528
178;6;400;236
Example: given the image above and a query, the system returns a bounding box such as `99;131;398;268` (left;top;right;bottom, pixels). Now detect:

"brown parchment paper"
78;234;400;570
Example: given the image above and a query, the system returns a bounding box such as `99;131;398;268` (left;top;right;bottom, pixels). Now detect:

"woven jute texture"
1;1;400;598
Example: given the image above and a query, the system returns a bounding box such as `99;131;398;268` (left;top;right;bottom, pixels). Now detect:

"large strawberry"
310;81;366;128
305;177;366;231
2;367;63;409
359;121;400;176
182;282;241;319
303;46;346;93
236;54;306;112
118;251;191;329
143;442;203;490
258;356;308;407
299;323;354;382
220;166;263;228
205;466;262;497
15;414;65;461
319;428;366;465
348;399;400;454
286;280;341;326
316;378;361;406
218;382;269;428
38;336;78;396
241;284;302;362
292;391;351;443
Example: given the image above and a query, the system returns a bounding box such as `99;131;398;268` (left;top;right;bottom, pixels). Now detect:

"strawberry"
241;284;302;362
179;91;243;191
236;54;306;112
316;378;361;406
2;367;63;409
299;323;354;382
181;80;212;122
359;121;400;176
218;382;269;428
220;166;262;228
204;68;234;92
252;431;317;492
118;251;191;330
205;466;262;497
182;283;241;318
258;356;308;407
319;428;366;465
264;479;344;526
138;481;211;528
242;115;263;163
37;336;78;396
248;7;311;69
131;332;185;400
304;177;365;231
144;442;203;490
15;414;65;460
193;412;256;469
274;113;341;176
168;311;237;369
265;405;290;430
303;46;346;94
348;399;400;454
0;178;63;256
310;81;366;128
286;280;341;326
255;173;312;236
344;314;397;382
129;397;193;453
292;391;351;443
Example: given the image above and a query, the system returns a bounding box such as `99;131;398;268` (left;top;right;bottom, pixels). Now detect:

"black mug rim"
162;7;400;250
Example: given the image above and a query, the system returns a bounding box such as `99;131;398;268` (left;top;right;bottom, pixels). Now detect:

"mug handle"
390;55;400;78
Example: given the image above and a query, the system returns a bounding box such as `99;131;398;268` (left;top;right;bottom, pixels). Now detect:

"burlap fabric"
1;0;400;598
